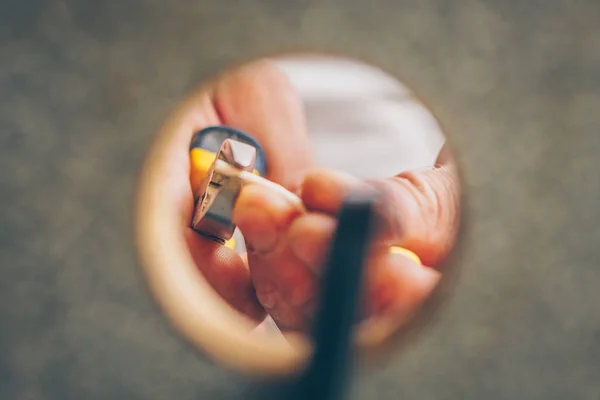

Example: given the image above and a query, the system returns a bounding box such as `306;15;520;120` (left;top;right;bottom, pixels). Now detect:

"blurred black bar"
292;190;379;400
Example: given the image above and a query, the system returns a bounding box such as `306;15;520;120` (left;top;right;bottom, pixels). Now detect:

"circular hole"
134;53;462;376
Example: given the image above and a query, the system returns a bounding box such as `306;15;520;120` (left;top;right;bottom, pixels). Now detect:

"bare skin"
171;59;460;332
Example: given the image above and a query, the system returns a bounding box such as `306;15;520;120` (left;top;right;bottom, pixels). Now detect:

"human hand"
160;57;460;333
159;59;314;324
233;148;460;332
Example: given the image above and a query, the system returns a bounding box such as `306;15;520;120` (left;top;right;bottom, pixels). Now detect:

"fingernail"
320;170;366;194
301;170;366;212
389;247;422;265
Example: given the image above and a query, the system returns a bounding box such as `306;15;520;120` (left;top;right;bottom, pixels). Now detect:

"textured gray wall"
1;1;600;399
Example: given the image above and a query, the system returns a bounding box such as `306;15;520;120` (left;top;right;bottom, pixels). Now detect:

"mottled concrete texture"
1;1;600;399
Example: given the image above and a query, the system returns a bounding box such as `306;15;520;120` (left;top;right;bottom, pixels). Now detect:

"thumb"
367;162;460;267
301;160;460;267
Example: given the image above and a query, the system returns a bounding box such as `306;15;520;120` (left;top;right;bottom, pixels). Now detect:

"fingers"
301;170;368;214
233;182;442;332
185;230;266;322
172;59;314;320
370;164;460;267
147;79;263;317
158;58;313;322
300;165;460;267
364;251;440;317
210;59;315;190
288;214;336;270
233;184;315;331
287;214;440;318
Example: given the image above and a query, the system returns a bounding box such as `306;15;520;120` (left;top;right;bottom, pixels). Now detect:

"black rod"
295;190;379;400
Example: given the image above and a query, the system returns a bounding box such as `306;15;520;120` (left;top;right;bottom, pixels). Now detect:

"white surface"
275;56;446;178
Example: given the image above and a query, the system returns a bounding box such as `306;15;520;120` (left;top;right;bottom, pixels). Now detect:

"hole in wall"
136;52;462;374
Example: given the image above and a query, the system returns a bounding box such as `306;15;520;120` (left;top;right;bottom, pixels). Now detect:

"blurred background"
3;2;598;399
275;55;446;177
